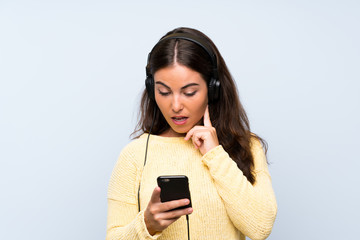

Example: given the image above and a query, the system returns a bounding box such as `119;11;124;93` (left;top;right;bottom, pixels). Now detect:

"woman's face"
154;64;208;137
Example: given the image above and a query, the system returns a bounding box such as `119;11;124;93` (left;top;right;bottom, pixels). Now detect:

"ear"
208;77;220;103
145;75;155;100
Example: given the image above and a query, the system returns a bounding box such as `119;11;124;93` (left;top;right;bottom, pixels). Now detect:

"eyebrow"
155;81;200;90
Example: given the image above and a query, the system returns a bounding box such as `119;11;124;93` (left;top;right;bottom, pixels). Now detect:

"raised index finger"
203;105;212;127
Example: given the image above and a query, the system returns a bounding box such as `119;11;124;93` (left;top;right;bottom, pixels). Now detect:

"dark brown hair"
132;27;267;184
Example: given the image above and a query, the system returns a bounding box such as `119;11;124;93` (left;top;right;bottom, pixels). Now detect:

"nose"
171;94;183;113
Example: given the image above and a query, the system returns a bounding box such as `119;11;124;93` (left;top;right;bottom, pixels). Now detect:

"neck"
159;128;186;137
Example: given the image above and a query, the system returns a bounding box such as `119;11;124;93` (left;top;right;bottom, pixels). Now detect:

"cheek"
155;97;169;117
198;92;208;109
189;94;208;117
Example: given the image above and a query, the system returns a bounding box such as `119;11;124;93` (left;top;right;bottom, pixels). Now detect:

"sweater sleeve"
201;139;277;240
106;144;162;240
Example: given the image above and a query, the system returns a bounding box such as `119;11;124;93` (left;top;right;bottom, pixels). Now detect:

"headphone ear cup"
145;76;155;100
208;78;220;102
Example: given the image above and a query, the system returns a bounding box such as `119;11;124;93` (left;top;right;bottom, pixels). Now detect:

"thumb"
150;186;161;203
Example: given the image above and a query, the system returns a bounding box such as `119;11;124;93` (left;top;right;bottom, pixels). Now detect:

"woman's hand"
144;187;193;236
184;106;219;155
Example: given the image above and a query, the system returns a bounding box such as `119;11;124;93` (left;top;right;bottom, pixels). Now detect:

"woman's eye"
184;91;197;97
159;91;171;96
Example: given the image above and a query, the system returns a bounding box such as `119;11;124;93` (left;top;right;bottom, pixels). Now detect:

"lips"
171;116;188;125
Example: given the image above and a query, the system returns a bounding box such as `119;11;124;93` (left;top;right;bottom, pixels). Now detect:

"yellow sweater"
106;134;277;240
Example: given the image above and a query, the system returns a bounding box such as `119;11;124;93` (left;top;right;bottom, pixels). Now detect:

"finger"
187;129;200;148
154;217;181;230
191;134;202;148
184;129;193;141
158;217;181;226
195;137;202;148
150;186;161;203
160;207;193;220
191;137;199;149
184;125;204;141
160;198;190;212
203;105;212;127
184;126;197;141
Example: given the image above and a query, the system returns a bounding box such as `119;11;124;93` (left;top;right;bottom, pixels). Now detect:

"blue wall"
1;1;359;239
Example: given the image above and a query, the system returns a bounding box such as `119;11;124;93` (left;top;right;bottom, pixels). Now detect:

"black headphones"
145;32;221;103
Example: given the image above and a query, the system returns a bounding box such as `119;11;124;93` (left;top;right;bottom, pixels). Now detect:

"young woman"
106;27;277;240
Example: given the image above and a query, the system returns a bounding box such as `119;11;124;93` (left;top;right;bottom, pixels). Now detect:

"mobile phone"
157;175;192;210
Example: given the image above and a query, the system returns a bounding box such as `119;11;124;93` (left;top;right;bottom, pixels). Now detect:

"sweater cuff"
201;145;228;166
136;210;162;239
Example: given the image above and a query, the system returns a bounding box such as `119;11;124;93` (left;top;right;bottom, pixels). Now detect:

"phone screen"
157;175;192;210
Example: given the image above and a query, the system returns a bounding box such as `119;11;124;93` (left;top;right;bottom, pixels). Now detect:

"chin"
167;125;191;136
176;125;195;134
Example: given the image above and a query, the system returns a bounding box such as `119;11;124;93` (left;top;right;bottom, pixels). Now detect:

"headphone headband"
145;32;220;102
146;33;218;78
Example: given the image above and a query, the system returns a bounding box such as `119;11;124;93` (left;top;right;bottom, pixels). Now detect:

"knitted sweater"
106;134;277;240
